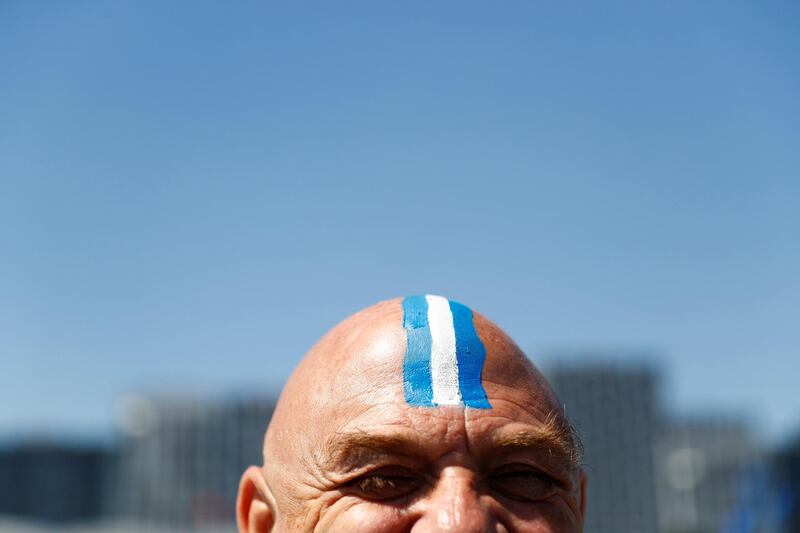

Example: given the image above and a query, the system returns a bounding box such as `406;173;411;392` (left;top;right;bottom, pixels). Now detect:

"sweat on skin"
237;296;587;532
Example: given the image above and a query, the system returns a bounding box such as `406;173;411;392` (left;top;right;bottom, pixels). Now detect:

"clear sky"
1;1;798;443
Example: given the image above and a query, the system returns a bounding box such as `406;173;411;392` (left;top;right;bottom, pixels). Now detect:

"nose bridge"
416;467;495;532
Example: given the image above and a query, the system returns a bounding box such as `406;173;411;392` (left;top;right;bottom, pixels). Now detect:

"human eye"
487;463;558;502
345;466;425;501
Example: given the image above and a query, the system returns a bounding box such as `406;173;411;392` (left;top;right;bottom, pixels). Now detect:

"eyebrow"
490;421;583;471
320;432;424;471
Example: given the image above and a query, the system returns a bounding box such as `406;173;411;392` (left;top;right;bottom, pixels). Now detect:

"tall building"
546;359;660;533
775;436;800;532
0;442;112;523
111;395;275;528
655;417;758;533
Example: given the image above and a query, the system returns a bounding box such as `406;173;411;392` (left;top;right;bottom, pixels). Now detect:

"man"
237;295;586;532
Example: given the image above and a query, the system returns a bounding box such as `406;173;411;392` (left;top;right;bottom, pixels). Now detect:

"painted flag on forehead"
401;295;491;409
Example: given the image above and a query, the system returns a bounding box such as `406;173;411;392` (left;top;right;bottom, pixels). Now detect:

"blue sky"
1;1;798;443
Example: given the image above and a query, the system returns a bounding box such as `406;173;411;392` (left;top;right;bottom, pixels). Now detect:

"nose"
412;468;501;533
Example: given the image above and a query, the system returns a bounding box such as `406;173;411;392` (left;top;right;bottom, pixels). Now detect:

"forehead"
309;296;558;435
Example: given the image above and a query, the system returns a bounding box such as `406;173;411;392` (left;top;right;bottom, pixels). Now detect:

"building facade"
111;395;275;527
546;360;661;533
655;417;758;533
0;442;111;523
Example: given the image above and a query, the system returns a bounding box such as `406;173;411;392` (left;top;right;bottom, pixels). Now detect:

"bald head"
238;296;586;532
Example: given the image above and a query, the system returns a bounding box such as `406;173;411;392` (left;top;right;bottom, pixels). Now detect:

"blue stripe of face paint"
449;300;492;409
402;295;435;407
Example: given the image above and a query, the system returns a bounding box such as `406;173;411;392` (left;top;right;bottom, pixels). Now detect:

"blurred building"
546;359;660;533
111;395;275;528
771;435;800;532
723;434;800;532
655;417;758;533
0;442;112;523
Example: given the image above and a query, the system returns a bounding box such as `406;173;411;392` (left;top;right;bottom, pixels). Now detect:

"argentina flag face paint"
401;295;491;409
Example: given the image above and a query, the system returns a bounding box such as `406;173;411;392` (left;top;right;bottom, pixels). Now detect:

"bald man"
237;295;586;532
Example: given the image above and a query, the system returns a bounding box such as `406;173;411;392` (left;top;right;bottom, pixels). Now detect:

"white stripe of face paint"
425;294;462;406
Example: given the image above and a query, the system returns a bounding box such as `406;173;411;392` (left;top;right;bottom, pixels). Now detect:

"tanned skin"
238;298;586;532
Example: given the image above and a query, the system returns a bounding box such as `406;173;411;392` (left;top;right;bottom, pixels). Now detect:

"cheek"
316;499;581;533
496;497;584;532
318;500;414;533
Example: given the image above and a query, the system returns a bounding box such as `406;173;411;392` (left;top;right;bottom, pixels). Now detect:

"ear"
237;466;275;533
577;467;588;525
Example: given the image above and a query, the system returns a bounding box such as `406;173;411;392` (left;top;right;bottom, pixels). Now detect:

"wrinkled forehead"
303;295;557;419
